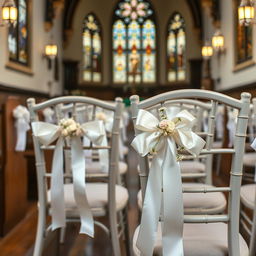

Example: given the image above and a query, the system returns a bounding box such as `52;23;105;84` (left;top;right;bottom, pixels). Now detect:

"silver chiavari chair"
27;96;130;256
242;98;256;182
240;98;256;256
137;99;227;216
131;89;250;256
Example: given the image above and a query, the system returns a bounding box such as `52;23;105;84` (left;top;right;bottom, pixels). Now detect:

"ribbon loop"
32;118;107;237
132;107;205;255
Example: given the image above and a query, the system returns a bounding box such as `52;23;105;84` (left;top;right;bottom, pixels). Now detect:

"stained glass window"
167;12;186;82
82;14;102;83
236;0;253;64
8;0;29;65
113;0;156;84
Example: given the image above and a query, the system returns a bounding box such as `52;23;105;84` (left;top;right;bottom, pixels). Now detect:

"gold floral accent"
176;154;184;161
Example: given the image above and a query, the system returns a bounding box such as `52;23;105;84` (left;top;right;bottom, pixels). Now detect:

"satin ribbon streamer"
131;108;205;256
32;120;107;236
251;138;256;182
13;105;30;152
96;110;126;161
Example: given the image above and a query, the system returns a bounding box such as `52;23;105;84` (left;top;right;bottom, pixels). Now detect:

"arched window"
82;13;102;83
8;0;29;66
235;0;252;65
112;0;156;84
167;12;186;82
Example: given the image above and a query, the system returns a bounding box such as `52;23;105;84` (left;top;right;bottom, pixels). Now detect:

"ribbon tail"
71;137;94;237
98;135;109;173
162;139;184;255
51;137;66;230
15;119;29;151
136;151;163;255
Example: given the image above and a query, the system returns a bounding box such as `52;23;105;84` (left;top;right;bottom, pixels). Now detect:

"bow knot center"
158;119;176;136
59;118;83;137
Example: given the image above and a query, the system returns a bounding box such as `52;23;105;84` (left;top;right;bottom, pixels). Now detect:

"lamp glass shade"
238;4;254;25
45;44;58;58
212;32;224;51
202;45;213;58
2;6;17;23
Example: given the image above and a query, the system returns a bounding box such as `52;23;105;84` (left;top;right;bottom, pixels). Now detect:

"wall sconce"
212;29;225;54
238;0;254;26
45;44;58;59
202;42;213;59
1;0;17;26
44;43;58;69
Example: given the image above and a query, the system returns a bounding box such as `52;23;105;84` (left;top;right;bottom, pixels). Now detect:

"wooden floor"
0;133;251;256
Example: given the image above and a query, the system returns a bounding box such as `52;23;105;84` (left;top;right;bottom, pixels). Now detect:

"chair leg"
123;207;131;256
249;195;256;256
33;211;46;256
59;227;66;244
109;212;122;256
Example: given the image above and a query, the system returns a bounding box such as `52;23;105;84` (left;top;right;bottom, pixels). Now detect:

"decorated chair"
130;89;250;256
240;99;256;256
240;180;256;256
137;99;226;215
242;98;256;182
57;102;128;181
27;96;130;256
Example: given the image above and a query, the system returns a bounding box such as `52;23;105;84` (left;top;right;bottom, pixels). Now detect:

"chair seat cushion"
138;183;226;214
180;161;206;173
133;223;249;256
241;184;256;209
86;161;127;175
243;152;256;167
47;183;129;217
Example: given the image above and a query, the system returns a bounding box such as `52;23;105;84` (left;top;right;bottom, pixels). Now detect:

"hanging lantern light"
45;44;58;59
202;42;213;59
238;0;254;26
212;29;225;52
1;0;17;24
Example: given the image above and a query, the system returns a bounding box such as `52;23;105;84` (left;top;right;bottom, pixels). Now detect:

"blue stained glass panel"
142;19;155;49
8;0;29;65
113;0;156;84
167;12;186;82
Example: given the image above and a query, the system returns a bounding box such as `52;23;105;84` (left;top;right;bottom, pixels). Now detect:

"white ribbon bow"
32;119;107;237
227;108;238;147
13;105;30;152
132;108;205;256
96;110;126;161
42;107;55;124
216;106;224;140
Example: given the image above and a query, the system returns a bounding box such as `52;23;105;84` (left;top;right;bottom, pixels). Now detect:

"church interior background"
0;0;256;255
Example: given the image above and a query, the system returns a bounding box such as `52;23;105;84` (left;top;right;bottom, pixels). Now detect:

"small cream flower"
96;112;107;122
67;123;77;133
166;121;176;134
159;120;169;129
61;129;68;137
59;118;83;137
